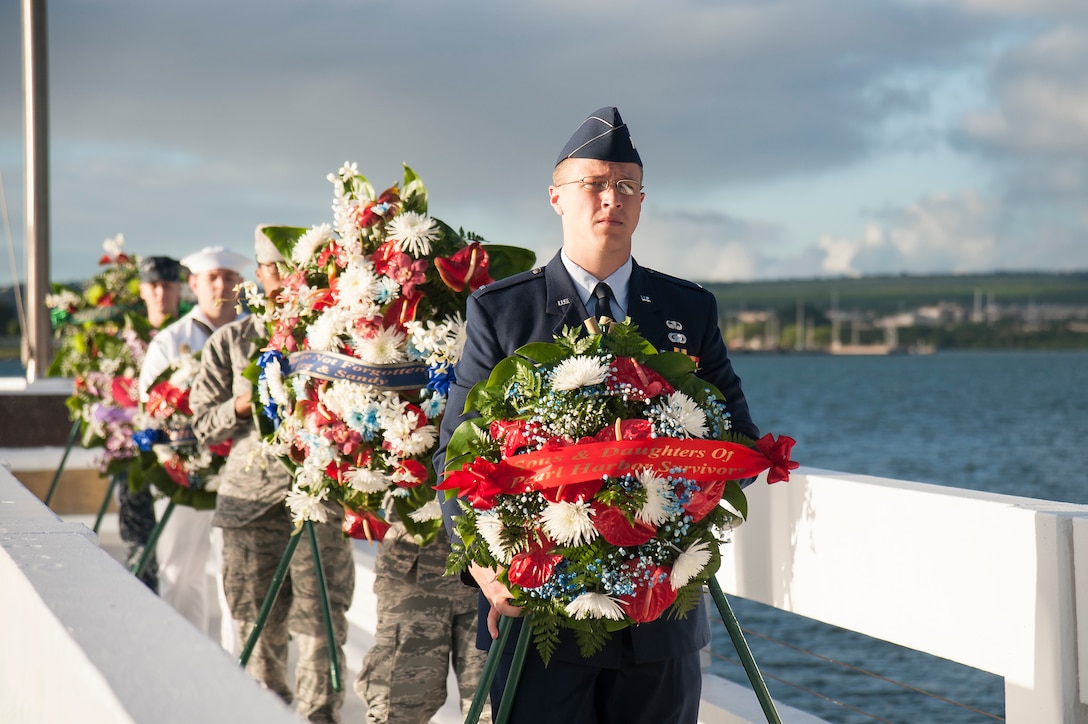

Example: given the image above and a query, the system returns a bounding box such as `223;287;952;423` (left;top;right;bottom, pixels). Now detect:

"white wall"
719;469;1088;723
0;466;298;724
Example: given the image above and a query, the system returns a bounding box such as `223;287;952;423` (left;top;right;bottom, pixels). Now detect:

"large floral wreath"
248;163;535;544
128;349;230;509
439;322;797;663
45;235;155;474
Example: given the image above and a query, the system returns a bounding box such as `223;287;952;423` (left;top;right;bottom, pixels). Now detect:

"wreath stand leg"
305;520;343;693
44;418;81;507
464;615;533;724
237;523;342;693
92;472;120;534
708;577;782;724
131;499;174;578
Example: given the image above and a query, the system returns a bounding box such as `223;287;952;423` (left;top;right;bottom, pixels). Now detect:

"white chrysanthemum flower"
336;263;379;308
383;420;438;457
306;312;343;352
292;224;333;267
634;467;672;525
353;325;407;365
541;500;597;547
565;592;626;621
408;499;443;523
386;211;439;258
284;483;329;523
344;467;391;494
475;513;513;564
550;356;610;392
102;233;125;257
660;391;708;438
670;540;713;589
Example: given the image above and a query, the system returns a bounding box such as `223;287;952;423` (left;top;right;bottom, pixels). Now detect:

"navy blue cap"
138;256;182;283
555;106;642;168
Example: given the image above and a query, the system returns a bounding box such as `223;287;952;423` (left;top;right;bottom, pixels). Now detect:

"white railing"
4;458;1088;722
719;469;1088;723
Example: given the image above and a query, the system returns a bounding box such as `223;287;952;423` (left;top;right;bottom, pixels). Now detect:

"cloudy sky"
1;0;1087;285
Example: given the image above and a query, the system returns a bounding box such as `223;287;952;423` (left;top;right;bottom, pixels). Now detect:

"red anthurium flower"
343;507;391;542
435;242;494;293
590;502;657;546
98;252;131;265
146;380;188;417
507;537;563;588
393;459;428;488
540;478;604;504
592;418;653;442
607;357;675;401
490;419;543;458
111;376;140;409
354;187;401;229
683;478;726;522
757;434;799;484
96;291;116;308
163;457;191;488
209;440;232;457
326;460;353;485
617;561;676;624
383;294;423;330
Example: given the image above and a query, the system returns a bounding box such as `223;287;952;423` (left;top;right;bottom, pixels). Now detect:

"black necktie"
593;282;615;324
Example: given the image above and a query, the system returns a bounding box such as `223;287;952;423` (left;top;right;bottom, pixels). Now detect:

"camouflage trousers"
116;472;158;592
355;565;491;724
221;505;355;724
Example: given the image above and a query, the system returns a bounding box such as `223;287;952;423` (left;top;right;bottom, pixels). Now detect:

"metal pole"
21;0;51;383
495;618;533;724
43;417;79;506
131;499;174;578
708;578;782;724
465;615;514;724
92;472;119;534
238;532;300;667
304;520;342;693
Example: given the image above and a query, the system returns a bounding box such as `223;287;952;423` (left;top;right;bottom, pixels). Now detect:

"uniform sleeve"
189;327;245;446
435;293;503;546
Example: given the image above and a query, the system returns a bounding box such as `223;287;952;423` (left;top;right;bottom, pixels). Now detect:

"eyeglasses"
555;176;644;196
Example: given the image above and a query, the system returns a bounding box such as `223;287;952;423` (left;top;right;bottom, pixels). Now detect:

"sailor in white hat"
138;242;251;650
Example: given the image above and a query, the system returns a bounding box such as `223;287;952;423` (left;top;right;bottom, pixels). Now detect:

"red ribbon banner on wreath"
444;434;796;496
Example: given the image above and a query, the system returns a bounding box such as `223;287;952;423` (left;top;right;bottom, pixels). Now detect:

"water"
708;350;1088;723
9;351;1088;721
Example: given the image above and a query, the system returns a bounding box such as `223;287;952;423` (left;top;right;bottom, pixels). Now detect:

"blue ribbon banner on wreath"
285;350;430;390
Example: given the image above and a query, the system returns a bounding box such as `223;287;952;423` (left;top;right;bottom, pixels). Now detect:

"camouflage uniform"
117;471;158;591
190;316;356;723
355;520;491;724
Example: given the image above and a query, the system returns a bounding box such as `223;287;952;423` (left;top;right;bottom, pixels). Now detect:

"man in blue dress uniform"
436;106;759;723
